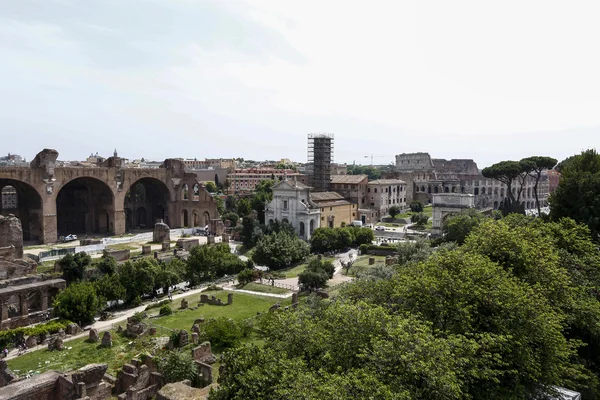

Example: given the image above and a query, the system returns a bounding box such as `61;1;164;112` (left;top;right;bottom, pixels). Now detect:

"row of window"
367;186;404;193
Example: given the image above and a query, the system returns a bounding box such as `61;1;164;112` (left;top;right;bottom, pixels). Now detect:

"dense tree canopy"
212;216;600;399
53;282;103;324
186;243;245;284
550;149;600;240
482;160;530;215
442;209;485;244
252;231;310;269
59;252;92;284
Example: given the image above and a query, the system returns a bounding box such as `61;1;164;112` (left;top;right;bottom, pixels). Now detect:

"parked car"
63;234;78;242
375;226;386;231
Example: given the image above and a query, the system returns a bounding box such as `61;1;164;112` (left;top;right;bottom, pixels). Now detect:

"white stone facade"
264;180;320;240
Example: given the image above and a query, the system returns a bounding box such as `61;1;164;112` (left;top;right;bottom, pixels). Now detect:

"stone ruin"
199;293;233;306
47;336;64;351
101;331;113;347
175;238;199;251
178;330;189;348
0;363;113;400
291;292;299;309
125;316;148;338
115;355;165;400
89;328;100;342
0;215;37;280
157;381;216;400
0;360;17;387
191;342;217;386
180;298;188;309
153;220;171;243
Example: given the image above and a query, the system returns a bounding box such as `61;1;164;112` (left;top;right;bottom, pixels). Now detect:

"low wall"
103;249;130;262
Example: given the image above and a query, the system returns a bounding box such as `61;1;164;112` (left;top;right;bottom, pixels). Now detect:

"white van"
350;220;363;227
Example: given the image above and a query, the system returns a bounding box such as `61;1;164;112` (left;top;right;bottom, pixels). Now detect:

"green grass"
8;329;156;378
37;260;56;274
8;291;288;378
148;291;290;331
376;222;406;227
279;257;335;278
106;243;139;251
344;255;387;277
238;283;292;295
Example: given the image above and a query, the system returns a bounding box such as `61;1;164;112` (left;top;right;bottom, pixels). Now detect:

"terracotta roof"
316;199;352;207
368;179;406;185
330;174;368;184
310;191;345;202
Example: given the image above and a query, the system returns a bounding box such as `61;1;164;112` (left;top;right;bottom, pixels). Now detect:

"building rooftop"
314;199;352;207
310;191;345;202
368;179;407;185
330;174;368;184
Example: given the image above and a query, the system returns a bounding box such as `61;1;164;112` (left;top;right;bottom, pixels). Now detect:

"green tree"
388;205;401;219
225;195;238;212
59;252;92;284
94;273;126;304
410;201;424;212
118;258;159;304
214;174;220;189
410;212;428;227
97;255;117;275
205;181;218;193
482;160;530;215
442;209;485;244
520;156;557;215
222;212;240;228
53;282;103;324
550;149;600;240
237;197;252;217
214;196;225;217
186;243;245;284
237;268;261;285
353;227;374;246
252;231;309;269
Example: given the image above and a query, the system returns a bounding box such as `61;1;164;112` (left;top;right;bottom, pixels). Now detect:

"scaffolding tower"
307;133;334;192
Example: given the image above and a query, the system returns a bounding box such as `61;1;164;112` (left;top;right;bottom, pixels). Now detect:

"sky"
1;0;599;168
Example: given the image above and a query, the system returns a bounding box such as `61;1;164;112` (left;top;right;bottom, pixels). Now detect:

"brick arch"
56;176;116;236
0;178;44;242
124;177;170;230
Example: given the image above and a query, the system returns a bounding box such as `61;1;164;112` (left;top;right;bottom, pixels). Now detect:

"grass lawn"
344;255;387;277
238;282;292;295
149;290;289;331
106;243;140;251
8;291;288;378
279;257;335;278
376;222;406;227
8;329;156;378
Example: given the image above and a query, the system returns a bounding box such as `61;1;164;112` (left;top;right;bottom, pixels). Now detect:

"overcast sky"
1;0;599;167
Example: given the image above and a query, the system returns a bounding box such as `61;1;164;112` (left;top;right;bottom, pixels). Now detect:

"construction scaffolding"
307;133;334;192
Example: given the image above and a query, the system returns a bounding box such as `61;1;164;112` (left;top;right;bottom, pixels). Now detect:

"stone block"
103;248;131;262
192;332;198;344
25;335;37;348
154;221;171;243
176;238;199;251
369;257;375;265
227;293;233;305
101;331;112;347
89;328;99;342
142;245;152;255
162;241;170;251
181;298;188;309
178;330;189;348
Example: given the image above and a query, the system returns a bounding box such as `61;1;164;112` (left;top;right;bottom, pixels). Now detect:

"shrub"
359;244;369;254
237;268;260;286
207;284;223;291
0;320;71;349
410;201;424;213
97;255;117;275
159;305;173;316
130;311;145;323
411;212;429;227
157;350;200;386
199;317;244;350
252;231;309;270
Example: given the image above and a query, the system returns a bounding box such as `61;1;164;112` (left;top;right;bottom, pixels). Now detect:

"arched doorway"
124;178;170;230
0;180;43;242
204;212;210;226
309;219;315;234
182;210;189;227
56;177;114;236
299;222;305;237
193;211;200;227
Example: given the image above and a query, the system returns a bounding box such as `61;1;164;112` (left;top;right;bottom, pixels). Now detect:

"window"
283;200;288;210
321;208;324;211
371;202;375;206
368;188;371;193
352;212;355;217
330;207;332;211
321;216;324;221
374;188;377;193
